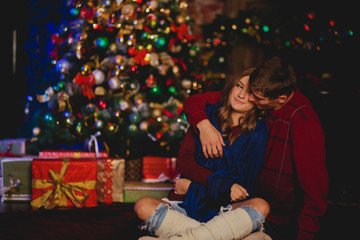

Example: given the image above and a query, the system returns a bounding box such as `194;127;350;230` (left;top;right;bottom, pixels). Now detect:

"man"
182;56;329;239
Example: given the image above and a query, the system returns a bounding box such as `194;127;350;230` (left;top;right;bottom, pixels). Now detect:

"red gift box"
142;156;180;182
39;150;108;159
31;158;98;209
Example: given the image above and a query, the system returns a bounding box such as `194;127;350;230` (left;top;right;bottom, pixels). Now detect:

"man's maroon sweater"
182;89;329;239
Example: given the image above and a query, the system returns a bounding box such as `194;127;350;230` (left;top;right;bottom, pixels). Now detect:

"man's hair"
250;56;297;99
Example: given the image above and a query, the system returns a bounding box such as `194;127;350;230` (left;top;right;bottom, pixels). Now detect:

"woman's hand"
174;178;192;195
230;183;248;202
197;119;225;158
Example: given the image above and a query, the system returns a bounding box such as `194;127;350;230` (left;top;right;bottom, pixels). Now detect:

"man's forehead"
250;86;266;99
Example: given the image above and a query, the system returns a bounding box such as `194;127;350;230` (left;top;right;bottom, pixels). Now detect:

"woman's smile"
234;97;245;104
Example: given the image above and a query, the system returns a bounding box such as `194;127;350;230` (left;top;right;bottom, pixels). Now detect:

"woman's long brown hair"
217;68;268;145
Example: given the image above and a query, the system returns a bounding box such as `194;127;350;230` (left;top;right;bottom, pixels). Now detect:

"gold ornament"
94;86;106;96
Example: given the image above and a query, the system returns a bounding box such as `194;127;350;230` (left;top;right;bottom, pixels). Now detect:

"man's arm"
197;120;225;158
292;118;329;239
176;128;213;186
183;91;221;127
184;91;224;158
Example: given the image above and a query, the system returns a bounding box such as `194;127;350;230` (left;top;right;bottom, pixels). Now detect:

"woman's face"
229;76;255;114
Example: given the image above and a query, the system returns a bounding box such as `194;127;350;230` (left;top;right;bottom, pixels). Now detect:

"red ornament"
73;73;96;99
128;46;136;56
156;131;164;139
165;78;174;86
79;6;95;20
170;23;197;41
132;49;150;66
51;33;65;45
97;99;107;109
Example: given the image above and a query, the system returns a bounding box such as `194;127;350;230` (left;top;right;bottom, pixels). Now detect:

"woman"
134;68;270;240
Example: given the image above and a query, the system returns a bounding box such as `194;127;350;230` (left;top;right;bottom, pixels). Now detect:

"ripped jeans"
144;202;265;236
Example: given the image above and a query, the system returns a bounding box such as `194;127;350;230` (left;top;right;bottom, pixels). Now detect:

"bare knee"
134;197;156;220
134;197;168;221
250;198;270;217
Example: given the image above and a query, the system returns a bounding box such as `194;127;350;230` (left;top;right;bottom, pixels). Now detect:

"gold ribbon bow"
31;159;96;209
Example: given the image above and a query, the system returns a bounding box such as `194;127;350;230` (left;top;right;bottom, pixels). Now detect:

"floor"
0;200;358;239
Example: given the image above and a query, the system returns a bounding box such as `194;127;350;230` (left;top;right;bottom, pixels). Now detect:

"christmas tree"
27;0;205;158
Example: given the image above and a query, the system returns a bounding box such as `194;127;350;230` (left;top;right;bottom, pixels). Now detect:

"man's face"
248;87;280;110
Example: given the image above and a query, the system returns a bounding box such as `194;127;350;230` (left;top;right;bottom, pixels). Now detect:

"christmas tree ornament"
55;59;70;74
32;127;41;137
108;76;121;89
95;36;109;48
36;87;54;103
92;69;106;84
149;52;159;66
119;99;130;111
137;103;151;119
121;4;135;17
94;86;106;96
145;74;156;88
147;0;159;10
139;120;149;131
172;65;180;76
129;111;141;124
152;108;162;118
57;91;70;112
73;73;96;99
181;78;192;89
95;119;104;129
128;124;138;132
97;99;107;109
157;64;169;76
29;0;202;156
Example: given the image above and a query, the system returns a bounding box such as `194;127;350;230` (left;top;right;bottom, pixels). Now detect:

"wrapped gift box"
96;158;125;204
39;150;108;158
125;158;142;181
31;158;98;209
142;156;179;182
37;151;125;204
1;156;36;201
0;138;29;155
123;181;173;203
1;154;22;177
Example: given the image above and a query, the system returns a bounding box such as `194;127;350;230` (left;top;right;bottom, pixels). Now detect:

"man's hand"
174;178;192;195
197;119;225;158
230;183;248;202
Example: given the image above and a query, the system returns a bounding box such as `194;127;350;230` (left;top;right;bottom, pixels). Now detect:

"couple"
135;56;329;240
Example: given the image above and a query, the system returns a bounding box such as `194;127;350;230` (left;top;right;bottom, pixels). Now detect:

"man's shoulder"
284;89;320;123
